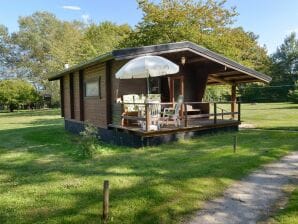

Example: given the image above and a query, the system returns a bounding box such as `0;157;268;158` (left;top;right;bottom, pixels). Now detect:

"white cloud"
81;14;91;24
62;5;81;11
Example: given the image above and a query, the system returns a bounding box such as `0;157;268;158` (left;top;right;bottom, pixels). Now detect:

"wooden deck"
108;119;240;137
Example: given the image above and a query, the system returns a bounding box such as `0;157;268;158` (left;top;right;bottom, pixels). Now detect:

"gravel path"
186;151;298;224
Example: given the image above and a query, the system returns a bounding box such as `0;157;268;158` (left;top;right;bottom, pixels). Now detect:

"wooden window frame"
84;76;101;99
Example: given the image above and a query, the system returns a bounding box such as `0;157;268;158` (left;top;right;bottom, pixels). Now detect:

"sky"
0;0;297;54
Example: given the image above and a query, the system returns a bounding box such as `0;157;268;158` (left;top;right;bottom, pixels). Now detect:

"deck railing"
119;101;241;132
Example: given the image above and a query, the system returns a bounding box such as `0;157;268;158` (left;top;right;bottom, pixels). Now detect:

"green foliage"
270;32;298;99
0;25;20;78
204;85;230;101
120;0;269;70
240;32;298;102
12;12;93;105
288;82;298;103
84;21;131;55
7;12;131;106
0;79;40;111
79;122;99;158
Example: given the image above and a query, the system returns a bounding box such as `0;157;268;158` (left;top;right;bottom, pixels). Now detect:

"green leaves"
120;0;268;71
9;12;131;105
0;79;40;111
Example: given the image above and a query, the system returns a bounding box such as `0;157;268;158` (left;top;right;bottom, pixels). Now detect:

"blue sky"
1;0;297;54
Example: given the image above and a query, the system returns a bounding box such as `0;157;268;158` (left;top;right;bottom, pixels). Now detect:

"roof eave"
48;52;114;81
113;41;272;84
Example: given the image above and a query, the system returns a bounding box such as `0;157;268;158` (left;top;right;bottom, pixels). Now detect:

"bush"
289;89;298;103
79;123;99;158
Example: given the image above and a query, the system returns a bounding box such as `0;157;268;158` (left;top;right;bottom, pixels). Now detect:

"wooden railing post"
214;103;217;124
145;103;150;132
238;102;241;122
184;103;188;127
231;84;236;119
103;180;109;222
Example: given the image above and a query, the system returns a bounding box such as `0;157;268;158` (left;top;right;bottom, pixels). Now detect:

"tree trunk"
9;104;14;112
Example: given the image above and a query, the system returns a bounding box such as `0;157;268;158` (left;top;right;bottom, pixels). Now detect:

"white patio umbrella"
115;55;179;95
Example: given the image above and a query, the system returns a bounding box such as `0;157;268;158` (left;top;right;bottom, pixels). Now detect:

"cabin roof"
48;41;272;84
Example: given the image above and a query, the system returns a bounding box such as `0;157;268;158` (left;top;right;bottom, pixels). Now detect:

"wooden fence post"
103;180;109;222
184;103;188;127
233;135;237;153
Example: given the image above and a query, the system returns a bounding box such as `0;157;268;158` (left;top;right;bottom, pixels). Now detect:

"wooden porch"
108;101;241;137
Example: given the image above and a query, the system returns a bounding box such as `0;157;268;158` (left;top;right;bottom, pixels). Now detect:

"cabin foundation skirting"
64;119;239;147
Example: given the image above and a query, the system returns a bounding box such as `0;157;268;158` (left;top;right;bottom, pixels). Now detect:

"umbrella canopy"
115;55;179;79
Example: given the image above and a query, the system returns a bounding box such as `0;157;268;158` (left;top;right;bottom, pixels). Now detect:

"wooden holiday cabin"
48;41;271;147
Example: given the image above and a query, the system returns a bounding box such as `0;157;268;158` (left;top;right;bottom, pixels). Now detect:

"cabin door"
169;76;184;103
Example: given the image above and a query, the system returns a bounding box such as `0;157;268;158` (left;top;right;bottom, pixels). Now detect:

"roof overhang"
48;41;271;84
48;52;113;81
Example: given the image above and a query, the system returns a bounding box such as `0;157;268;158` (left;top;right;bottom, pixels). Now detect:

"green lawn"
273;188;298;224
241;102;298;131
0;103;297;224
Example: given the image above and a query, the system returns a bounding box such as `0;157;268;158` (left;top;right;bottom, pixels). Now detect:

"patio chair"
140;100;162;131
162;95;184;127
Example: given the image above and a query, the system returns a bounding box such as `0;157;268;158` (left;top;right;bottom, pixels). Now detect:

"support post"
145;103;150;132
103;180;109;222
214;103;217;124
238;102;241;122
231;83;236;119
79;70;84;121
184;103;188;127
60;78;64;117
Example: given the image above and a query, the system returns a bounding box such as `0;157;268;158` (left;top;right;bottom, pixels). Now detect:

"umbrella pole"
146;77;150;96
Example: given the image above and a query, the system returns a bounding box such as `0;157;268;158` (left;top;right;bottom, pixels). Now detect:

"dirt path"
186;151;298;224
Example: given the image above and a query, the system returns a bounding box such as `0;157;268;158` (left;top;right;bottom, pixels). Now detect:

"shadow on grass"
0;109;60;117
248;126;298;132
0;124;298;223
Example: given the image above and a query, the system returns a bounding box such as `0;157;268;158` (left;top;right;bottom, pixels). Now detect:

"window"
84;77;101;97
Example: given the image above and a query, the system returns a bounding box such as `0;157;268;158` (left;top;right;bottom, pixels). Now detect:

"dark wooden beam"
186;57;209;64
208;75;232;85
231;83;236;119
211;70;241;77
224;75;253;81
105;60;112;125
60;78;64;117
79;70;84;121
69;73;75;119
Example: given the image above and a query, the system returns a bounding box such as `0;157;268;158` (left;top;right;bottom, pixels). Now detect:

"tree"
120;0;269;70
11;12;132;105
84;21;131;55
270;32;298;100
0;25;21;79
0;79;40;112
12;12;94;104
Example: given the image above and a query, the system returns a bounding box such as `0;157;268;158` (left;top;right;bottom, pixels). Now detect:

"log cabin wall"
83;62;107;128
73;71;81;120
63;74;71;119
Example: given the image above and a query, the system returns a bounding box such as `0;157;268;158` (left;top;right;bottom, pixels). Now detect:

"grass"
0;103;297;223
272;188;298;224
241;102;298;131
